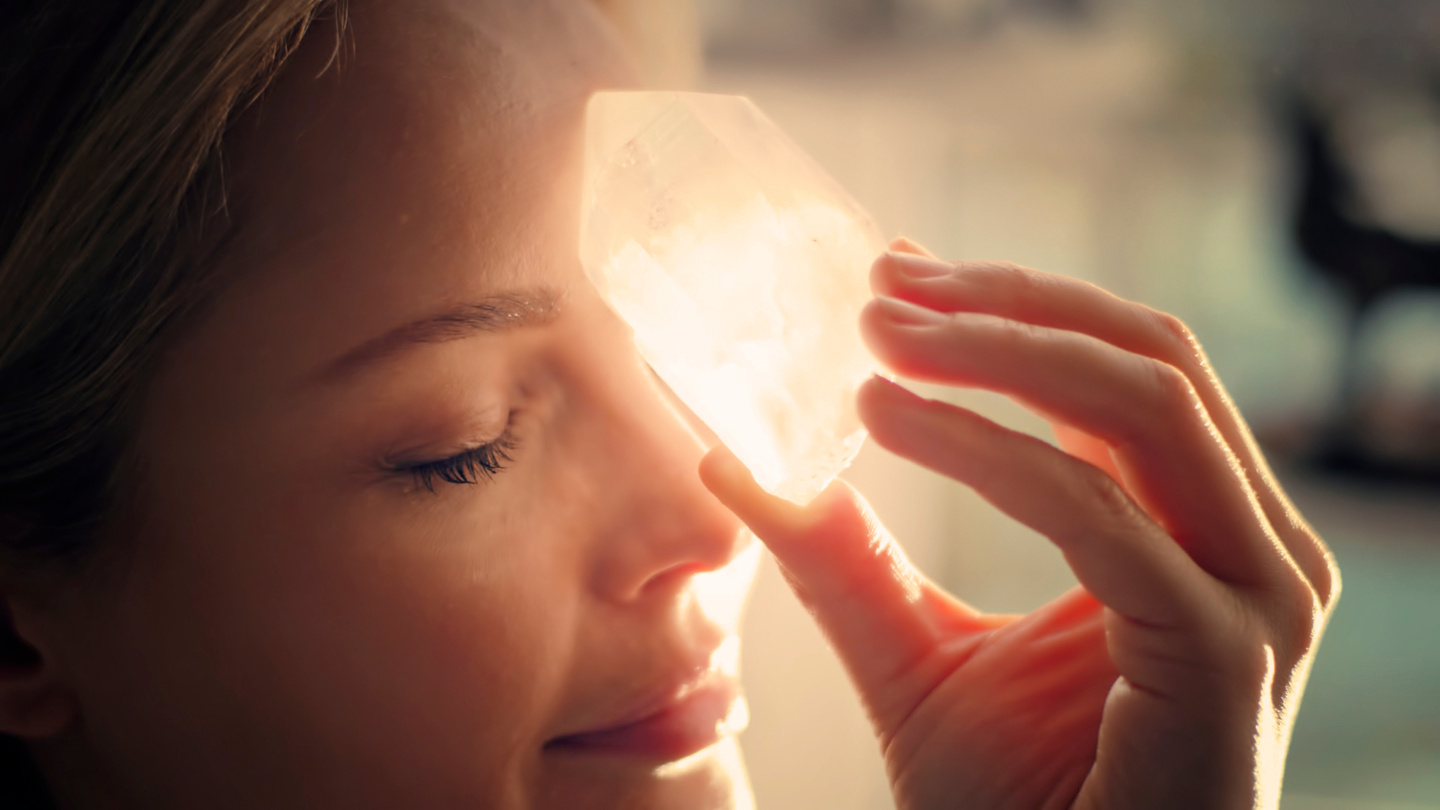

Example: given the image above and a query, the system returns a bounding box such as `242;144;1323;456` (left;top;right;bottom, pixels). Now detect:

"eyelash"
399;430;518;493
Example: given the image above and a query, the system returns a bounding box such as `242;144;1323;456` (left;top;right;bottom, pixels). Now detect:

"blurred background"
622;0;1440;807
633;0;1440;801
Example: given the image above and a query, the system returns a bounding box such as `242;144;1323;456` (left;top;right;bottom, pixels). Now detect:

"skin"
703;241;1341;809
0;1;1337;808
4;2;759;808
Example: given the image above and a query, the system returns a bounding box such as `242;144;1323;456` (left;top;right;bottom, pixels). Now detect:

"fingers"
1050;422;1124;484
860;295;1287;588
698;446;988;704
856;376;1217;630
875;245;1338;606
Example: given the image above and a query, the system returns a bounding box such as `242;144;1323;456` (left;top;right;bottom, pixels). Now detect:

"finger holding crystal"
869;251;1337;603
859;297;1293;590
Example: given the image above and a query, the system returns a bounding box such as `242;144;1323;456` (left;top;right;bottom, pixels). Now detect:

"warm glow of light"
693;540;764;635
581;91;885;504
716;737;757;810
652;736;756;810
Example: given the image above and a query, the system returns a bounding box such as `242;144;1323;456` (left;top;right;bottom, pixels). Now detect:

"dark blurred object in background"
1284;89;1440;480
826;0;1094;37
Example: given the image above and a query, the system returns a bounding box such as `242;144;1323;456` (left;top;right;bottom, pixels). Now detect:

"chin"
653;738;754;810
542;738;754;810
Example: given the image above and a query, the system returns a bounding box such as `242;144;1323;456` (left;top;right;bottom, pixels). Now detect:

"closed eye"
396;430;518;493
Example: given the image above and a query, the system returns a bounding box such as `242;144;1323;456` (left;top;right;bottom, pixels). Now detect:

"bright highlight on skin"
691;539;765;631
580;91;886;503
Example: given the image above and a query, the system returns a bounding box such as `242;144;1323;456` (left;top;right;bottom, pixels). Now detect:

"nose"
580;355;751;604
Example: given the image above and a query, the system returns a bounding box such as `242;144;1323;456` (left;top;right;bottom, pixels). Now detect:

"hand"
700;240;1340;810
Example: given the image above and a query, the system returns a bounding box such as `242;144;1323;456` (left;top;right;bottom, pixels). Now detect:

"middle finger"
873;249;1337;605
861;295;1288;588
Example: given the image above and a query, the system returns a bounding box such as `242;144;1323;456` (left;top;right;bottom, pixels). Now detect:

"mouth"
545;674;748;762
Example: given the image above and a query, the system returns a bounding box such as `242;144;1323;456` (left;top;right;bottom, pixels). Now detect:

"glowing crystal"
579;91;885;504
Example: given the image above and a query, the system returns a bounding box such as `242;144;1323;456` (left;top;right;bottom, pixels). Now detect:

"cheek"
90;465;591;802
245;492;586;745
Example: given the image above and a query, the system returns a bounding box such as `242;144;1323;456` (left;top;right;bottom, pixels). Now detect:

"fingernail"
866;373;906;395
875;296;948;327
701;445;758;496
888;236;936;258
885;251;952;279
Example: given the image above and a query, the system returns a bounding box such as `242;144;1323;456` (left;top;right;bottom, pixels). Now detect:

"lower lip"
548;680;747;762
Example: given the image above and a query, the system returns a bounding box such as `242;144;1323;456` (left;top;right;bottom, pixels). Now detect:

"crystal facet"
580;91;885;504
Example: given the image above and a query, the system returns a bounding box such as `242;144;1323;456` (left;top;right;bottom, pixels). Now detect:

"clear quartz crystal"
579;91;886;504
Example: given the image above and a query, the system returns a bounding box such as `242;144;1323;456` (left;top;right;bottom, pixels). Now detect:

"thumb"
699;446;984;717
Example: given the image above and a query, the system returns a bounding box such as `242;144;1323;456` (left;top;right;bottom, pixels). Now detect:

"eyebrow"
321;287;562;380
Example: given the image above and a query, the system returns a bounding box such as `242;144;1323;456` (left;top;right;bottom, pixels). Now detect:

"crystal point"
580;91;885;504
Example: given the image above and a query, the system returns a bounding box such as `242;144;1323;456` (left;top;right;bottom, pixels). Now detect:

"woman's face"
35;1;759;808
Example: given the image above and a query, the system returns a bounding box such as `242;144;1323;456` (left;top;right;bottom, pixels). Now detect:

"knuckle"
1198;602;1274;681
975;259;1031;278
1281;523;1342;611
1320;551;1343;610
1281;584;1322;648
1148;307;1204;361
1298;589;1325;643
1153;308;1196;346
1149;359;1195;407
973;260;1042;301
1240;567;1330;669
1267;581;1326;664
1308;532;1343;610
1136;359;1202;436
989;312;1045;354
1185;622;1255;680
1228;633;1277;684
1005;263;1050;298
1067;456;1140;532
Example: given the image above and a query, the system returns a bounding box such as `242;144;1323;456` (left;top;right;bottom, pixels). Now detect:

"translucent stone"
579;91;885;504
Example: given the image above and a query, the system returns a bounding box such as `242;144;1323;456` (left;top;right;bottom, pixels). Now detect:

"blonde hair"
0;0;344;569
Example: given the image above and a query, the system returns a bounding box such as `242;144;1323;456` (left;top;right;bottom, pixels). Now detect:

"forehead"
223;0;637;268
179;0;638;391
